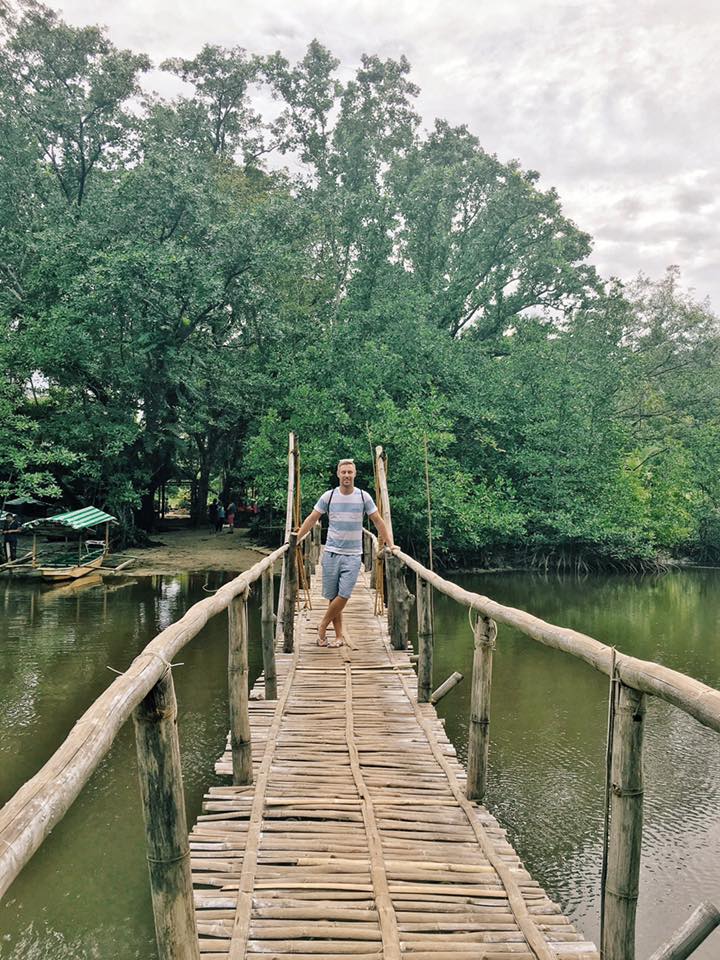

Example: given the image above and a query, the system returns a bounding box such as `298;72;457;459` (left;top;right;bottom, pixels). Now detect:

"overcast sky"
47;0;720;311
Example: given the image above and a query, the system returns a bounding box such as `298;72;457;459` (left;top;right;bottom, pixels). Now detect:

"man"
295;459;394;647
2;512;22;563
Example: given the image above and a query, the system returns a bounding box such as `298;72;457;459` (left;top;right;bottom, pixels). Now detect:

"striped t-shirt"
314;487;378;556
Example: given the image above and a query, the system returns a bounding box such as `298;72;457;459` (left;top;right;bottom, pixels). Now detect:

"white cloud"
46;0;720;309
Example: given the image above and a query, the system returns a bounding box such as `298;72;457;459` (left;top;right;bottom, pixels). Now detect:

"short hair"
337;458;356;470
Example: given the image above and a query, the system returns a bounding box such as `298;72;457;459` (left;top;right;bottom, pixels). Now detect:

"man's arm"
295;509;322;543
368;511;394;550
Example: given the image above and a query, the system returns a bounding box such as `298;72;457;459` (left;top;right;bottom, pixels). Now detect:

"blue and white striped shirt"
314;487;378;556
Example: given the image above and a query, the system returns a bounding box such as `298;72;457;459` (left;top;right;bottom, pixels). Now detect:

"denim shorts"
322;551;362;600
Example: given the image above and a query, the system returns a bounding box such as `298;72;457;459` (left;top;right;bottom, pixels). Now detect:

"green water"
1;569;719;959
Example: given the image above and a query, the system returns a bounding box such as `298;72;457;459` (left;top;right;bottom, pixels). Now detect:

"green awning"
23;507;118;535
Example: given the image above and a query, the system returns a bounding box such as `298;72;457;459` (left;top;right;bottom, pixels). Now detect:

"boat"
23;507;119;581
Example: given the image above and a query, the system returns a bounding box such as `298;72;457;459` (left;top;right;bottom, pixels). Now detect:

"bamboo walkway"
189;563;599;960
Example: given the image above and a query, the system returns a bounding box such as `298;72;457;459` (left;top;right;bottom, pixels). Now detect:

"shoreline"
122;526;273;576
0;527;274;579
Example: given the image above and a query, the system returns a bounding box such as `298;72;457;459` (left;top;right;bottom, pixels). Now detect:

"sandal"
316;634;328;646
327;636;344;648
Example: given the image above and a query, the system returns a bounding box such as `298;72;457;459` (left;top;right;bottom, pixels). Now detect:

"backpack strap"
325;487;369;520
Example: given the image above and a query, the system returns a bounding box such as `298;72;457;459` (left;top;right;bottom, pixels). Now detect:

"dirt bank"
122;527;273;576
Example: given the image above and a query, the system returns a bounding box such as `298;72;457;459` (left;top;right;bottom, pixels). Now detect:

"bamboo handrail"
392;546;720;735
0;541;288;899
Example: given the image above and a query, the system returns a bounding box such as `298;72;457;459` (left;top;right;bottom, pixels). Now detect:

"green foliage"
1;4;719;567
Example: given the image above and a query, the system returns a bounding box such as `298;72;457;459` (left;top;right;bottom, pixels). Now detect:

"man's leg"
319;552;341;643
327;556;362;646
319;594;349;644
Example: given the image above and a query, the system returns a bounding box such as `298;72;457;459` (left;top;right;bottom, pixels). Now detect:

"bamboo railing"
369;444;720;960
0;438;301;960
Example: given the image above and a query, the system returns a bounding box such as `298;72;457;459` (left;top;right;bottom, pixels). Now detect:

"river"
1;568;719;959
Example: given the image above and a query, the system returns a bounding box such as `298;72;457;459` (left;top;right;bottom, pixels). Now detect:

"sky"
46;0;720;311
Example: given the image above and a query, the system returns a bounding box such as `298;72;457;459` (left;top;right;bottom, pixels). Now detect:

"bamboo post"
276;432;296;642
647;901;720;960
430;671;464;704
312;524;322;568
303;540;311;587
363;529;372;572
416;573;434;702
387;555;413;649
261;565;277;701
373;446;412;648
374;446;399;635
308;526;317;575
466;615;496;801
602;682;646;960
282;531;298;654
132;669;200;960
228;589;252;785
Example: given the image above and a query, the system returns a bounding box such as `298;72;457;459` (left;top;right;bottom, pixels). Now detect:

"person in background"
2;512;22;562
227;500;237;533
208;499;219;532
216;501;225;533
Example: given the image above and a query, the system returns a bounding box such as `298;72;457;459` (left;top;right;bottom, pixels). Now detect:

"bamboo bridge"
1;436;719;960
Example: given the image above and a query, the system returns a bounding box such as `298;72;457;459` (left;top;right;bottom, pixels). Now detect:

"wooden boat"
39;551;105;581
23;507;118;582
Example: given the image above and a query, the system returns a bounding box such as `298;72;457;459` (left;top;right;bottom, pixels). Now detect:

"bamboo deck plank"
189;565;598;960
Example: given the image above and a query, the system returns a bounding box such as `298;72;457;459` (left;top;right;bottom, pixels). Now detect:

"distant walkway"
189;563;599;960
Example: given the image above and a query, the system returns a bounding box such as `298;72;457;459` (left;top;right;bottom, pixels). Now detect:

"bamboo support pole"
430;671;464;705
466;615;496;801
308;526;317;574
312;524;321;570
386;555;413;649
647;901;720;960
261;565;277;701
416;574;434;703
282;531;298;654
132;669;200;960
363;527;372;571
276;432;296;643
303;540;311;589
374;445;399;632
602;682;646;960
228;589;252;785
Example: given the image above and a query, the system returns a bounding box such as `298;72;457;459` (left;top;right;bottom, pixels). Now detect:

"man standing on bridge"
295;459;394;647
